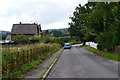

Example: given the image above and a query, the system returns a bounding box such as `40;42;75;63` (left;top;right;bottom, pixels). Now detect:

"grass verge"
2;48;60;78
82;45;120;61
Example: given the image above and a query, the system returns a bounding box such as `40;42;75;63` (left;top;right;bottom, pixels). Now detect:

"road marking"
41;49;63;79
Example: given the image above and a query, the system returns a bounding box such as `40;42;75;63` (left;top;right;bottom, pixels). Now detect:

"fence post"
35;48;37;60
33;48;35;61
36;48;38;57
14;51;17;71
30;49;33;62
11;53;14;72
26;50;29;63
22;50;25;64
17;52;19;70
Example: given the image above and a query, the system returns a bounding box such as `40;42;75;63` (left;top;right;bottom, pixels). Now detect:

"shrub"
13;35;30;44
97;31;116;52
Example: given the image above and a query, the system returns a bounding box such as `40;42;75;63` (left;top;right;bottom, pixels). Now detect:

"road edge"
40;48;64;79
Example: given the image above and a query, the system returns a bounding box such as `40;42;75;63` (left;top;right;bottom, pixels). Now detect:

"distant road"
47;44;119;78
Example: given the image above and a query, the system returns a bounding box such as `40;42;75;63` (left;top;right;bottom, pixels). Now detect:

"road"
47;44;119;78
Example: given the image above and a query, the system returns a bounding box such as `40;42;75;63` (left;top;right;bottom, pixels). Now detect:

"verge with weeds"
2;43;61;78
82;45;120;61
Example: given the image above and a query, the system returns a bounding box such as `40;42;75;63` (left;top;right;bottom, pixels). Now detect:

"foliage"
44;30;50;35
97;31;115;51
88;2;120;51
68;3;96;45
2;34;7;40
51;30;63;37
52;36;81;46
2;43;61;78
44;30;64;37
32;35;81;46
13;35;30;44
43;28;69;37
69;2;120;51
0;31;10;40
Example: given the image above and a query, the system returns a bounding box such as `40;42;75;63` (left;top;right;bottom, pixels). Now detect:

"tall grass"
2;43;61;78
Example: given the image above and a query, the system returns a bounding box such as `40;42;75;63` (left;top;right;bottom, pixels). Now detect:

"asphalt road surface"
47;44;119;78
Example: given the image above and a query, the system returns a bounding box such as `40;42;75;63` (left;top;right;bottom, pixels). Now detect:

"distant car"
64;43;71;49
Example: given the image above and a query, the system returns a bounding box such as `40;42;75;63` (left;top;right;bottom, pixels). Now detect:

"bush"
32;36;81;46
97;31;115;52
13;35;30;44
54;41;64;46
29;39;39;43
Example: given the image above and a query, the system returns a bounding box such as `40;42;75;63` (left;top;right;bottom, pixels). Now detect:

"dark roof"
11;24;41;34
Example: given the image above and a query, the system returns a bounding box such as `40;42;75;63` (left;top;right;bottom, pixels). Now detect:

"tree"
69;2;120;51
2;34;7;40
68;3;95;45
44;30;50;35
51;30;63;37
88;2;120;51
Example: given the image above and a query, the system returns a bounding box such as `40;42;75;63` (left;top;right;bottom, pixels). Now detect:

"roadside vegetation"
68;2;120;53
2;43;61;78
0;31;10;40
83;45;120;61
2;2;120;78
32;35;81;46
2;29;80;78
40;49;64;78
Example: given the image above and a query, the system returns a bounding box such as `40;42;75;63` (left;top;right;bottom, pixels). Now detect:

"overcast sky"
0;0;88;31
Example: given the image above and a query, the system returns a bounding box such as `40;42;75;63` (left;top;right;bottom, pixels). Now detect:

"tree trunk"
83;41;86;45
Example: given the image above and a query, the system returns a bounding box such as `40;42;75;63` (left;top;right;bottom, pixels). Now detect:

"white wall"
86;42;98;49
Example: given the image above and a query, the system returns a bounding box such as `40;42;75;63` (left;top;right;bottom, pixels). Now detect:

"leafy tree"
88;2;116;34
68;3;95;45
2;34;7;40
51;30;63;37
69;2;120;51
44;30;50;35
88;2;120;51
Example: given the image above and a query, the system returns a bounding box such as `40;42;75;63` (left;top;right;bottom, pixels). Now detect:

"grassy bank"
2;43;61;78
83;45;120;61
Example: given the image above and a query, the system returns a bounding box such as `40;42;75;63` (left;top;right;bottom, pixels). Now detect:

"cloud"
0;0;88;31
0;15;18;31
42;19;71;30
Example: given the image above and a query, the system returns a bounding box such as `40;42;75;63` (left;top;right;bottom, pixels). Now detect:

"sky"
0;0;88;31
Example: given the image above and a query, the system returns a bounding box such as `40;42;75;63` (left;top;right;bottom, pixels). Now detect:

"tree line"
44;29;69;37
68;2;120;52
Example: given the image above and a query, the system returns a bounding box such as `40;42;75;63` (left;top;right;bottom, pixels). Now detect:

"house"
11;22;42;40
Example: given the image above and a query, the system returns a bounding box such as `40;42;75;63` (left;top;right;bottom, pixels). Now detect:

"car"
64;43;71;49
